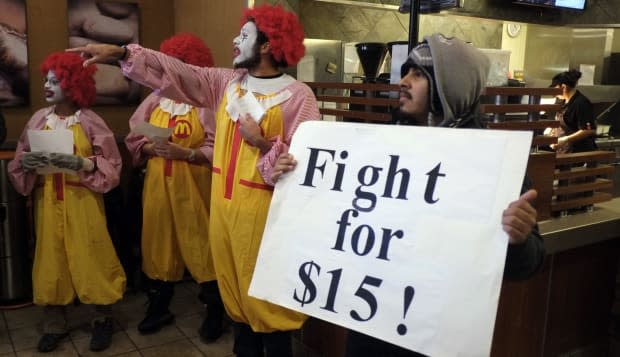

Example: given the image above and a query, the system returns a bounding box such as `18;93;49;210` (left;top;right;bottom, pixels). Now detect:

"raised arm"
67;43;236;110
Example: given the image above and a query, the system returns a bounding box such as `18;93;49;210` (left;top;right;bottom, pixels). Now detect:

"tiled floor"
0;281;234;356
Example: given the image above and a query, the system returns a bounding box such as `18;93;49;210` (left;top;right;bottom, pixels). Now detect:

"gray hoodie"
406;33;490;128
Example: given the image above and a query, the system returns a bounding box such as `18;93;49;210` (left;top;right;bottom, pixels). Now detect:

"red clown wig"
40;52;96;108
160;33;214;67
242;4;305;67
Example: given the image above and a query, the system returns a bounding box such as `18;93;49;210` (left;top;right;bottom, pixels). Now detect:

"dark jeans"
345;329;426;357
232;322;293;357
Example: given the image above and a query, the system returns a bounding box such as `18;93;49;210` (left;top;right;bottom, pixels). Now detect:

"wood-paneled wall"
3;0;174;143
173;0;248;68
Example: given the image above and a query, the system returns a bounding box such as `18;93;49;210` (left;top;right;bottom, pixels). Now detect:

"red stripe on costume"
37;180;85;190
164;160;173;177
224;121;243;200
163;115;177;177
53;173;64;201
212;167;222;174
239;179;274;192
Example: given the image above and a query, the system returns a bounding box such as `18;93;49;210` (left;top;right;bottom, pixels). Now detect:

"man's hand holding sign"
249;120;533;356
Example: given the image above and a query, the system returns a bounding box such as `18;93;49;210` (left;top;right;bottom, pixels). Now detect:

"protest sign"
249;121;532;356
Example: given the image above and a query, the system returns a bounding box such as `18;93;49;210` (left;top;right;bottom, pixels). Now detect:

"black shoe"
90;317;114;351
37;332;68;353
138;280;175;334
198;308;223;343
198;280;224;343
137;310;175;334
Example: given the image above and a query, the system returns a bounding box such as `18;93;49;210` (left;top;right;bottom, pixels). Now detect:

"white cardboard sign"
249;121;532;357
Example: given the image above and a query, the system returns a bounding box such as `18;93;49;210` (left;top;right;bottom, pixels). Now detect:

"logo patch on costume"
173;119;193;138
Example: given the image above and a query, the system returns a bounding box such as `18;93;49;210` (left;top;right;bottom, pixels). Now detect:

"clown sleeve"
121;44;237;111
76;110;121;193
7;108;49;196
125;93;160;167
197;107;215;164
257;82;321;186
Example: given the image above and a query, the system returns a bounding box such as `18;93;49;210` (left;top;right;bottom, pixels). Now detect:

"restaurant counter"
491;198;620;357
540;198;620;253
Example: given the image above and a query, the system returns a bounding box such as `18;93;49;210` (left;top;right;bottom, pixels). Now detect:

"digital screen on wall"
513;0;586;10
399;0;459;13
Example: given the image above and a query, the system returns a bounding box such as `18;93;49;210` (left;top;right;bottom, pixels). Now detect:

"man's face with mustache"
398;66;430;125
233;21;260;69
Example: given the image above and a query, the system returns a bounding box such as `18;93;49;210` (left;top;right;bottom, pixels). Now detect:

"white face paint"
44;70;65;104
233;21;258;66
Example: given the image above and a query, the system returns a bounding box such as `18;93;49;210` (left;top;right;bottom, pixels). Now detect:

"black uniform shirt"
561;90;597;152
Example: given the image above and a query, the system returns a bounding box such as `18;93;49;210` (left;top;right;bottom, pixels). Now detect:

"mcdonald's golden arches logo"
173;119;193;139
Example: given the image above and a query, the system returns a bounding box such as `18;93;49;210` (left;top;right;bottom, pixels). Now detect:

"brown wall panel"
2;0;174;145
3;0;69;144
490;258;551;357
173;0;246;68
544;239;620;356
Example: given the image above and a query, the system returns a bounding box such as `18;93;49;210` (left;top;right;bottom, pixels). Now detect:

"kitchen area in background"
255;0;620;112
284;0;620;196
295;0;620;90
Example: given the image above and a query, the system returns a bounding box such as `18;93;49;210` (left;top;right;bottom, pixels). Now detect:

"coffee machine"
346;42;390;122
354;42;388;83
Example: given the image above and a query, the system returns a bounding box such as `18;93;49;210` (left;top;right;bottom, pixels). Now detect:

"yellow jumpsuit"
136;98;215;282
118;49;319;331
210;87;307;332
9;108;126;306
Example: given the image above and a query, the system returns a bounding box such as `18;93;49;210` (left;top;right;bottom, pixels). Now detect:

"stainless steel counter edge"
540;198;620;254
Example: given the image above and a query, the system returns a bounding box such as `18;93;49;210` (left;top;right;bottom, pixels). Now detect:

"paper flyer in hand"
227;92;266;123
132;122;174;143
27;129;75;174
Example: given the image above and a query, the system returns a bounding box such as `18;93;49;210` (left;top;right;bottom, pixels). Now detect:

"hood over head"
402;34;490;127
